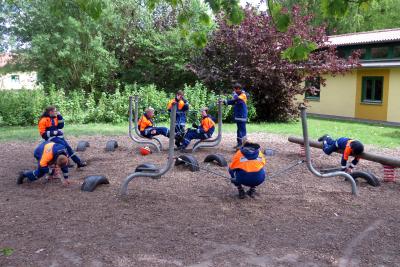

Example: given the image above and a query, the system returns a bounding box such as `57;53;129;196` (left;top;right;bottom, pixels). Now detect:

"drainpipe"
120;102;177;195
299;105;358;196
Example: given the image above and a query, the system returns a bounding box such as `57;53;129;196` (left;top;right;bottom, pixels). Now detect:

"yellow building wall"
387;69;400;123
355;69;389;121
306;72;357;117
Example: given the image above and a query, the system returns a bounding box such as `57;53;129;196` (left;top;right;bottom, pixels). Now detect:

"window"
393;46;400;58
371;47;389;59
352;48;366;59
362;76;383;104
305;77;321;100
337;49;346;58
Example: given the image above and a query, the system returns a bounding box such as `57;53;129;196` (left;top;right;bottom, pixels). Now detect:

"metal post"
120;103;177;195
299;105;358;195
192;99;223;152
133;95;163;150
128;96;161;152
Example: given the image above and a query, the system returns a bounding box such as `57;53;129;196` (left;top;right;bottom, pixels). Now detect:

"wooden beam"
288;136;400;168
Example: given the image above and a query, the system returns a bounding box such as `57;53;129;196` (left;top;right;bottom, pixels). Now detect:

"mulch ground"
1;133;399;267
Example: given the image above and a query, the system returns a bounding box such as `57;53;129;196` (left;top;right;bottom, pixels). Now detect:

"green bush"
0;82;256;126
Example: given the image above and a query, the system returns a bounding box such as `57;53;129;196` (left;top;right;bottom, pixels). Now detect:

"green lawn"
1;117;399;148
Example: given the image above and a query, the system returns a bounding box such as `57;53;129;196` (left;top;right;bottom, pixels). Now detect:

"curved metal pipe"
299;105;358;196
120;103;177;195
192;99;223;152
133;95;163;150
128;96;161;152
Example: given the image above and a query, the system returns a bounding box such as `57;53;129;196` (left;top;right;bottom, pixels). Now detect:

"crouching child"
18;141;70;185
138;107;169;138
318;134;364;173
229;142;266;199
179;107;215;151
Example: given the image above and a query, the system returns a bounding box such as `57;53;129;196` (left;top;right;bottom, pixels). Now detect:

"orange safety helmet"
140;146;151;156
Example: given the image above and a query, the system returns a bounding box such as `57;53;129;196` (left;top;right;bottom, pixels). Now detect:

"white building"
0;53;37;90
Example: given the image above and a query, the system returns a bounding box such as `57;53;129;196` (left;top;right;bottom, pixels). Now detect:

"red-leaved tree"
189;6;360;121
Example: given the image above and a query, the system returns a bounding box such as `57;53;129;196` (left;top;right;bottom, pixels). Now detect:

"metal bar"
133;95;163;150
299;105;358;195
288;136;400;168
120;102;177;195
128;96;161;152
192;99;223;152
267;160;304;179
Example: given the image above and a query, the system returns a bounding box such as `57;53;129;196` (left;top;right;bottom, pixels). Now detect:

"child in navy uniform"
318;134;364;172
223;83;248;149
228;142;266;199
138;107;169;138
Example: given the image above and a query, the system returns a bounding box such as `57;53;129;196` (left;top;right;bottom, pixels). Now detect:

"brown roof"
0;53;12;68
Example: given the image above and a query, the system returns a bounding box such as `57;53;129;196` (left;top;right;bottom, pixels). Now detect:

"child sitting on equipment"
318;134;364;173
18;141;70;185
178;107;215;151
138;107;169;138
229;141;266;199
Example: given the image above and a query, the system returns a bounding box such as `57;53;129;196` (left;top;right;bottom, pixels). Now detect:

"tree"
277;0;400;35
1;0;209;92
190;6;360;121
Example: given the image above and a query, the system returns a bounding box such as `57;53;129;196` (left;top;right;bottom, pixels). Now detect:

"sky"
240;0;268;11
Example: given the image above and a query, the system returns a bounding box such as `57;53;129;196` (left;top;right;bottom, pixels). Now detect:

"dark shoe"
247;187;256;198
317;134;329;142
238;186;246;199
17;172;26;185
77;161;87;168
233;145;241;150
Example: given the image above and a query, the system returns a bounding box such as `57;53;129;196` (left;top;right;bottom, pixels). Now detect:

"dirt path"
1;133;399;267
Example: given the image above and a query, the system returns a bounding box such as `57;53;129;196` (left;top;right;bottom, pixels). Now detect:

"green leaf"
191;32;207;48
321;0;349;18
270;2;291;32
282;36;318;62
199;12;211;25
1;247;14;256
177;13;189;24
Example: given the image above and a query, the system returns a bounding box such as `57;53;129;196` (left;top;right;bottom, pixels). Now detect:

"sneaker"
238;186;246;199
247;187;256;198
77;161;87;168
317;134;329;142
17;172;26;185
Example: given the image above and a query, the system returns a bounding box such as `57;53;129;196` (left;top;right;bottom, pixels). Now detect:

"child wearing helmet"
138;107;169;138
228;142;266;199
318;135;364;172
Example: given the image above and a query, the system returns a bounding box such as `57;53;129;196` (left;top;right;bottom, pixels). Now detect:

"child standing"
224;83;248;149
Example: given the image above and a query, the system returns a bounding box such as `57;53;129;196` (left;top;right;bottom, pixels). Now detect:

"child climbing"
18;141;70;185
167;90;189;147
223;83;248;150
38;106;87;168
138;107;169;138
228;142;266;199
178;107;215;151
318;135;364;173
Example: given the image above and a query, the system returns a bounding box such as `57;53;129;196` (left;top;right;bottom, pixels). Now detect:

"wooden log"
288;136;400;168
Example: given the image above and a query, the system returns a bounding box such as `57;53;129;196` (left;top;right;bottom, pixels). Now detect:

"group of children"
18;83;365;199
17;106;87;186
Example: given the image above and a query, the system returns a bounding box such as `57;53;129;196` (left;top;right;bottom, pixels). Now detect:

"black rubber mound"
135;163;161;179
350;171;381;187
175;155;200;172
204;154;228;167
81;175;110;192
105;140;118;152
135;163;159;173
76;141;90;152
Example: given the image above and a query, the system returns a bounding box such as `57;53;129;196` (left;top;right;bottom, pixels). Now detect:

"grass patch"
1;117;399;148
